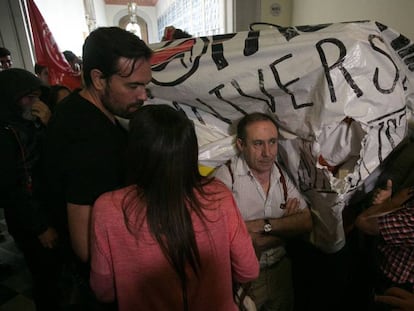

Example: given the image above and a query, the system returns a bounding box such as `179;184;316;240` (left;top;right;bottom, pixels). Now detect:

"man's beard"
101;86;142;120
21;105;37;121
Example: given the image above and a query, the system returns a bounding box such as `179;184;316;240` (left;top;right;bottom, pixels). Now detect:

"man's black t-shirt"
43;91;128;232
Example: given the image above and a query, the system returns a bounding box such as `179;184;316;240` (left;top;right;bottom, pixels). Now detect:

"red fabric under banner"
26;0;82;90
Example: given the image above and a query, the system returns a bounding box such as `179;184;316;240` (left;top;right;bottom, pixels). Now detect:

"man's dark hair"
34;63;47;75
173;29;192;39
62;50;78;63
82;27;153;87
0;47;11;57
237;112;279;141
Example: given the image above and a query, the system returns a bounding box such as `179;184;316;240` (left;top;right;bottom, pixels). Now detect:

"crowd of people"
0;25;413;311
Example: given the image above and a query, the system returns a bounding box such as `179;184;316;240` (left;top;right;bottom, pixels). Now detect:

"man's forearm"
270;207;312;237
67;203;92;262
355;215;379;235
246;208;312;237
361;187;413;219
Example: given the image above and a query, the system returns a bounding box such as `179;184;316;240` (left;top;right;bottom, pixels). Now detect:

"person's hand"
392;186;414;208
250;231;284;258
372;179;392;205
283;198;300;216
38;227;58;249
375;287;414;311
31;101;51;125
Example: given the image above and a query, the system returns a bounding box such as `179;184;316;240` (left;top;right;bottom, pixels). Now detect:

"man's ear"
90;69;105;91
236;138;244;152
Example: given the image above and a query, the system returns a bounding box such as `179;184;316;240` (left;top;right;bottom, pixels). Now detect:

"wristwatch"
263;219;272;233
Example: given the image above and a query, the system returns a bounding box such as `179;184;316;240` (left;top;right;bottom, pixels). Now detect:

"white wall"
261;0;292;27
94;0;108;28
226;1;234;33
233;0;260;32
292;0;414;40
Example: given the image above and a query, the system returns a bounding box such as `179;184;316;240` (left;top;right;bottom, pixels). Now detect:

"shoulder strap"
226;159;288;204
225;160;234;191
275;162;288;208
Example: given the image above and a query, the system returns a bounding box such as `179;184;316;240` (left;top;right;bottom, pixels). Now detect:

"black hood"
0;68;47;124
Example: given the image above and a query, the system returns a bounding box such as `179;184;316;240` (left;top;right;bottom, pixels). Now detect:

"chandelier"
126;1;141;36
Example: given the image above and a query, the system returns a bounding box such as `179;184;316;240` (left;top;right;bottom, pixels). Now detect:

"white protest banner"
146;21;414;252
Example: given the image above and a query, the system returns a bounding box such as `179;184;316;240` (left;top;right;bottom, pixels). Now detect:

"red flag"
26;0;82;90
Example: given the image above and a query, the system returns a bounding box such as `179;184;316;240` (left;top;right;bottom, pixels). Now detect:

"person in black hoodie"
0;68;60;310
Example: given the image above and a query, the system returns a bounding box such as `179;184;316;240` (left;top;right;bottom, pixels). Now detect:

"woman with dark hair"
90;104;259;311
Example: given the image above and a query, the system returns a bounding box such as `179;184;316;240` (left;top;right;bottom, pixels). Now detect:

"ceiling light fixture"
126;1;141;36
